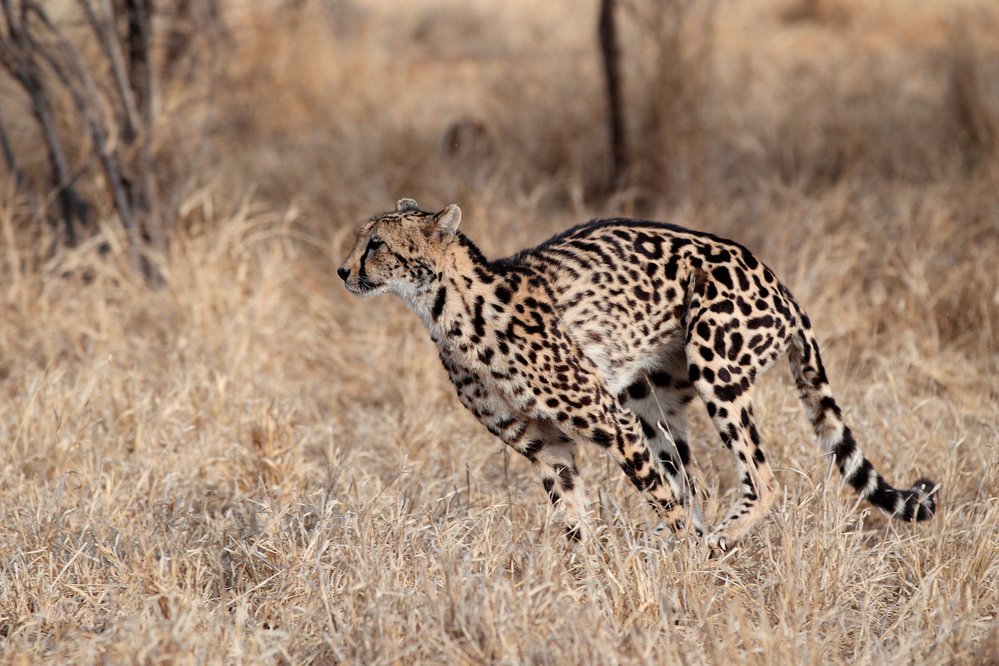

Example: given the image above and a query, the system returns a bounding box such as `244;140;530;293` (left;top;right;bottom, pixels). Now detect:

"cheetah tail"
787;324;937;522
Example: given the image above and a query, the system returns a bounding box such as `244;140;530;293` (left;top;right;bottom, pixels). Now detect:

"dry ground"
1;0;999;663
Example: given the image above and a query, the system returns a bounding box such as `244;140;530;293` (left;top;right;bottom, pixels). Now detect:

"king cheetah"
337;199;937;551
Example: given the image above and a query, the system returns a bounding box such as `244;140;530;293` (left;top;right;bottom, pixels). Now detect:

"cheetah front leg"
547;384;691;535
531;436;589;543
497;419;590;542
449;363;592;543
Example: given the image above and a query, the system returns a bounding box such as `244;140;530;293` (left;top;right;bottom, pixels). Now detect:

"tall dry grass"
1;0;998;663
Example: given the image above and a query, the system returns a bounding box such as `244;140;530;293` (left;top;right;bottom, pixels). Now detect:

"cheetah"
337;199;937;551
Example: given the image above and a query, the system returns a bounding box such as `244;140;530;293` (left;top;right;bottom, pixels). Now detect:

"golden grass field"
2;0;998;662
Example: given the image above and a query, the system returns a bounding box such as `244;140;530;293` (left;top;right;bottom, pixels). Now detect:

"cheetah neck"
409;232;501;345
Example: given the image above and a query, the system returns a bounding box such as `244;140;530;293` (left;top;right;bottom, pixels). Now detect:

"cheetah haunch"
338;199;937;550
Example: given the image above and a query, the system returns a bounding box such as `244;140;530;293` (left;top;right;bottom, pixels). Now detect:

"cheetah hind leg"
619;367;706;538
701;393;778;553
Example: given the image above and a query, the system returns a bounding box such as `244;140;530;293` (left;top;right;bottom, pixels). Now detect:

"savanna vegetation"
1;0;997;662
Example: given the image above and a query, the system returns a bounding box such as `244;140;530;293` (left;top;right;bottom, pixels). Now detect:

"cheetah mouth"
346;279;385;297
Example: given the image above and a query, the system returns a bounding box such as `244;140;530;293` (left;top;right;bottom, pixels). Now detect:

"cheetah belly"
562;303;686;397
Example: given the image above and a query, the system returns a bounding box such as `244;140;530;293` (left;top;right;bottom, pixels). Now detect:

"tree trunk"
599;0;626;187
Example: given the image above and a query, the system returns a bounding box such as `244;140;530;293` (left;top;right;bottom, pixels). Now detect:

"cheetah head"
337;198;461;299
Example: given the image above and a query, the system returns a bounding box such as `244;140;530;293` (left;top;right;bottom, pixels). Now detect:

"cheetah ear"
432;204;461;236
396;198;419;212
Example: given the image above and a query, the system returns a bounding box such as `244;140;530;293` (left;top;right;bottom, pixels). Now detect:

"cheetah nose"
337;266;350;281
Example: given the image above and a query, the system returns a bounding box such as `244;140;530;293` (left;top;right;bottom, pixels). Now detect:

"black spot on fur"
710;301;735;315
747;315;774;329
712;266;733;290
727;332;743;360
833;428;858;469
713;330;727;357
665;257;679;280
432;286;447;320
522;439;545;460
473;266;495;284
847;458;875;491
688;364;701;383
658;452;679;476
472;296;486;337
634;233;665;259
591;429;613;447
714;383;743;402
542;478;559;504
867;476;895;510
735;267;750;291
627;380;649;400
650;371;672;387
674;438;691;465
556;465;575;492
819;396;842;419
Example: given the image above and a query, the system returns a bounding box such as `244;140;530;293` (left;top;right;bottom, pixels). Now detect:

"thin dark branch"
0;108;40;210
0;16;87;243
78;0;141;142
24;2;143;269
599;0;627;188
123;0;157;245
35;47;139;230
0;0;197;281
124;0;153;117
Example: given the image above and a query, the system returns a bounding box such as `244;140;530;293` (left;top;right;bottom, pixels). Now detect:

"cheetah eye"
367;237;384;251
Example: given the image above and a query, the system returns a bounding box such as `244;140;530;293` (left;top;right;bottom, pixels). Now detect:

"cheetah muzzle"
337;198;939;551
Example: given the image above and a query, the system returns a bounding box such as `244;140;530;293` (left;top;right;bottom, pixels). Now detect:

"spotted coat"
338;199;937;550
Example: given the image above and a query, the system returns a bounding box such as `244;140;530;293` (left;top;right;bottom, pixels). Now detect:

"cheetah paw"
705;532;731;558
645;526;681;551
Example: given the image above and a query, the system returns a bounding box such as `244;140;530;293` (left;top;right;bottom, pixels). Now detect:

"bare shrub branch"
0;0;217;281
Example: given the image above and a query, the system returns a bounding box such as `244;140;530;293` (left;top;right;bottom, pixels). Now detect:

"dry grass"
2;0;999;663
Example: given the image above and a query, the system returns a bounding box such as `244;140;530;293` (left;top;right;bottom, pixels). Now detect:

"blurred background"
1;1;998;662
3;0;997;255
